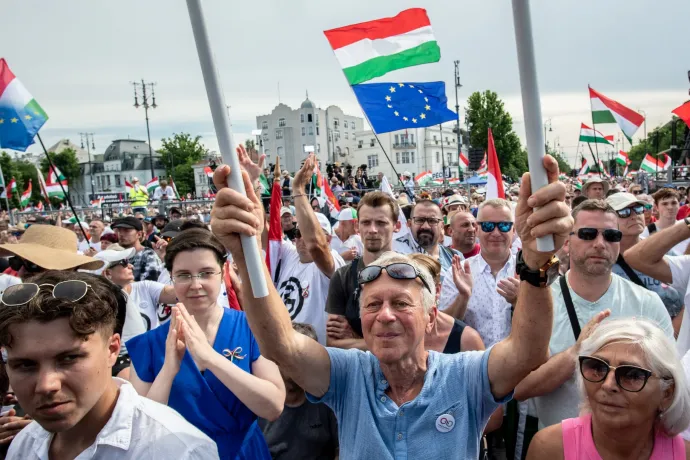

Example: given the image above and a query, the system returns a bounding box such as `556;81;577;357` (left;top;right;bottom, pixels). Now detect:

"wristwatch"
515;250;560;288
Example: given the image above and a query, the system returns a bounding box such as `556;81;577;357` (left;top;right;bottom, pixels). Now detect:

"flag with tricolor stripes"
168;176;181;200
0;177;15;199
641;154;672;173
459;151;469;169
125;179;133;195
35;201;43;211
146;177;159;195
91;197;104;208
589;86;644;143
415;170;432;186
579;123;613;146
323;8;441;86
615;150;630;166
579;157;591;175
20;179;31;207
46;164;67;199
485;128;505;199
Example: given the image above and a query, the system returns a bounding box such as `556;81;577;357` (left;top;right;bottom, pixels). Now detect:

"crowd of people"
0;149;690;459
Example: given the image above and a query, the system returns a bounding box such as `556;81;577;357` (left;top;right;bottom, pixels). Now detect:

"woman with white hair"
527;317;690;459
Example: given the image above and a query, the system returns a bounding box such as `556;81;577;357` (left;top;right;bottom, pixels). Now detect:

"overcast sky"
3;0;688;168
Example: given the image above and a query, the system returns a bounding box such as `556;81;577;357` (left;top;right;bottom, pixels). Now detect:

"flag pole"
0;164;13;225
511;0;554;251
587;85;604;177
186;0;268;298
36;134;88;242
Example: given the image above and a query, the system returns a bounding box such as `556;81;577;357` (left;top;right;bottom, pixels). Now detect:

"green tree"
549;149;574;175
465;90;525;180
159;133;209;196
38;148;80;207
245;139;256;151
13;160;41;206
628;118;686;170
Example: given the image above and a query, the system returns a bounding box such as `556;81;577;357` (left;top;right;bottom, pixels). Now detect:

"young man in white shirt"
0;271;218;459
640;188;690;255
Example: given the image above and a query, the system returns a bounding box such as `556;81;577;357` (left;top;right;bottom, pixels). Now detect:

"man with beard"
512;199;672;431
111;217;163;282
449;211;480;258
153;214;168;232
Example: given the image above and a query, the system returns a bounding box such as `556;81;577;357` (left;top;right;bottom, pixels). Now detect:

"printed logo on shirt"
158;304;173;323
278;277;305;320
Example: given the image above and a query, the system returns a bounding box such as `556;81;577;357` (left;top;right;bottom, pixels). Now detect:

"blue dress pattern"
127;308;270;459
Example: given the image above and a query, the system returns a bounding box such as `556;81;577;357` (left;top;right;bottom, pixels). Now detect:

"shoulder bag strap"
559;275;581;340
647;223;657;235
616;254;647;288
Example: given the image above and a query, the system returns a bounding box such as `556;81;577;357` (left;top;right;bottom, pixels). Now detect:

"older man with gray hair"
210;155;571;459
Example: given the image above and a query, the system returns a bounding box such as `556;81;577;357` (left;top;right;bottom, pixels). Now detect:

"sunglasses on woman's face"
579;355;661;393
358;262;432;293
108;259;130;269
570;227;622;243
0;280;94;307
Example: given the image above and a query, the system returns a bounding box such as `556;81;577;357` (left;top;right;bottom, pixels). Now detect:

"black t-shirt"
325;258;366;337
259;400;339;460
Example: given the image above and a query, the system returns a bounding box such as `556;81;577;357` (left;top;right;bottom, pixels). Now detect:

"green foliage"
628;118;686;169
245;139;256;151
39;148;80;184
465;90;525;180
549;149;575;175
159;133;209;197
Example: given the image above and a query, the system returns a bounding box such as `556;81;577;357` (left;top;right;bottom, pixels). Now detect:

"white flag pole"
511;0;554;252
186;0;268;298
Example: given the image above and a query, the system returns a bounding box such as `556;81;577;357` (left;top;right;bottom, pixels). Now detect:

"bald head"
450;211;477;252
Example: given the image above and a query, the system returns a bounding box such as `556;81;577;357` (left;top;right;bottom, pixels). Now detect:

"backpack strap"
616;254;647;288
560;276;581;340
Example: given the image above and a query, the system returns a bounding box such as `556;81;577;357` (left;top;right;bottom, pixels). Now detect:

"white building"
255;94;364;172
351;124;467;182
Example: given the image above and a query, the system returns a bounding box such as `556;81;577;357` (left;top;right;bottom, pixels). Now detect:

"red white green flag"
615;150;630;166
641;154;672;173
589;86;644;143
20;179;31;207
579;123;613;145
323;8;441;85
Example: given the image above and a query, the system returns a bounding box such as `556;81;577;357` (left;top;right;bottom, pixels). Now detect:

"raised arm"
488;155;573;399
210;165;332;398
292;155;336;277
624;220;690;284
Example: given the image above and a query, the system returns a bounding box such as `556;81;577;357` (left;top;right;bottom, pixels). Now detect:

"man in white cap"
330;208;363;261
402;171;415;202
581;176;609;200
281;206;297;241
272;155;346;344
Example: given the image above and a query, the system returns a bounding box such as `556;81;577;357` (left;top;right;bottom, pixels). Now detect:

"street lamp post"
543;118;552;150
132;79;158;179
453;60;462;178
79;133;96;201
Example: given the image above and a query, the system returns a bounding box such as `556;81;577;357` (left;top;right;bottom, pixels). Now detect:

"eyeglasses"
171;271;221;285
108;259;130;269
8;256;41;274
479;221;514;233
616;205;644;219
411;217;442;226
358;262;432;293
1;281;93;307
579;356;663;392
631;190;642;195
570;227;622;243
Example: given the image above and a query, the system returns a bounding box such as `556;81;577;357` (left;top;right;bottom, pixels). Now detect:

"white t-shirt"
666;255;690;356
276;240;345;344
534;272;673;429
127;281;165;331
330;234;363;258
153;186;176;201
641;222;690;255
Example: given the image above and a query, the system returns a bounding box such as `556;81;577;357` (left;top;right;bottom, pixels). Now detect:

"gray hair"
577;317;690;436
361;251;435;314
478;198;513;221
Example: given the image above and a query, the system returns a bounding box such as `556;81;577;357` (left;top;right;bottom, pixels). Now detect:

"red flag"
266;177;283;281
321;174;341;214
486;128;505;199
673;101;690;129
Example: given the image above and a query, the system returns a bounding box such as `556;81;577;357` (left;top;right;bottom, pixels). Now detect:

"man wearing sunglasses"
211;154;573;460
514;199;673;432
0;271;219;459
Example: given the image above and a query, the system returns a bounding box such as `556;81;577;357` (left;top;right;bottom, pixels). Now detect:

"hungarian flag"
204;166;214;178
91;197;104;208
459;151;469;169
323;8;440;86
146;177;159;195
580;157;591;175
415;170;432;185
641;154;672;173
579;123;613;145
46;165;67;199
622;165;629;178
672;101;690;129
0;177;15;199
615;150;630;166
589;86;644;143
34;165;50;200
258;174;271;196
598;160;609;177
626;169;637;179
477;152;488;175
124;179;133;195
485;128;504;199
168;176;181;200
266;171;283;282
20;179;31;207
35;201;43;211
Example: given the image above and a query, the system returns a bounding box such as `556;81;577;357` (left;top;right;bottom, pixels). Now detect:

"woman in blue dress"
127;228;285;459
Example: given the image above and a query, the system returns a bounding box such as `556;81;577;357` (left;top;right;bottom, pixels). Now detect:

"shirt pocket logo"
435;413;455;433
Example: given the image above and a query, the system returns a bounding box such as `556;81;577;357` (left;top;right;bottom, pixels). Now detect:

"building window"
301;114;305;123
344;120;348;128
96;176;101;190
276;130;283;139
263;134;269;142
198;173;205;183
358;140;363;148
411;152;415;163
433;135;437;143
278;118;286;127
106;175;111;187
436;152;440;163
394;134;399;144
334;118;339;128
262;121;268;129
316;114;319;125
370;138;375;147
334;130;340;141
367;154;379;168
307;114;313;123
302;127;306;136
277;146;283;157
308;126;314;135
344;132;348;139
396;152;400;164
316;127;320;135
264;149;270;157
401;151;410;164
317;144;321;153
352;123;355;130
115;175;121;186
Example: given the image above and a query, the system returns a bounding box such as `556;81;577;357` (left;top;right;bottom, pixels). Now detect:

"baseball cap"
161;219;184;239
315;212;332;234
111;216;143;231
280;206;293;217
606;192;647;211
132;177;140;182
337;208;358;221
403;171;412;178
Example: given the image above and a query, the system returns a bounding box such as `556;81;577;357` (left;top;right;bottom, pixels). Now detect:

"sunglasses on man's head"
615;205;644;218
358;263;432;293
570;227;622;243
479;221;514;233
579;356;662;393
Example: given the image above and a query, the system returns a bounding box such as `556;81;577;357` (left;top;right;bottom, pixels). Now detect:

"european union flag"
351;81;457;134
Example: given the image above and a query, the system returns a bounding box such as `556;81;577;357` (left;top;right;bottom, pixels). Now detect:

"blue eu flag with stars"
351;81;457;134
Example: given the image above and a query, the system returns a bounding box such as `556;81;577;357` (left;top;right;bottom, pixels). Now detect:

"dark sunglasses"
358;263;432;293
570;227;622;243
616;205;644;218
1;280;93;307
631;190;642;195
8;256;41;274
579;356;662;393
108;259;130;269
479;221;514;233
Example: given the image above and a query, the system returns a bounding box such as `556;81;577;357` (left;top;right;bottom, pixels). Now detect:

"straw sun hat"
0;225;105;271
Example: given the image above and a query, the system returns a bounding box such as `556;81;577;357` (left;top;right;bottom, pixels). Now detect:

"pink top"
562;414;685;460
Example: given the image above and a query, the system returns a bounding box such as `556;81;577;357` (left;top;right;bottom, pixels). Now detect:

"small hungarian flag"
146;177;159;195
0;178;15;199
579;123;613;145
580;157;591;175
589;86;644;143
35;201;43;211
641;154;672;173
20;179;31;207
91;197;104;208
46;164;67;199
415;170;432;186
459;152;469;169
485;128;505;199
598;160;609;177
324;8;441;86
258;174;271;196
168;176;181;200
615;151;630;166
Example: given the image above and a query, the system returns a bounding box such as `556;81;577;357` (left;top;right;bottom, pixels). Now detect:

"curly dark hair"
164;228;227;273
0;271;122;348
